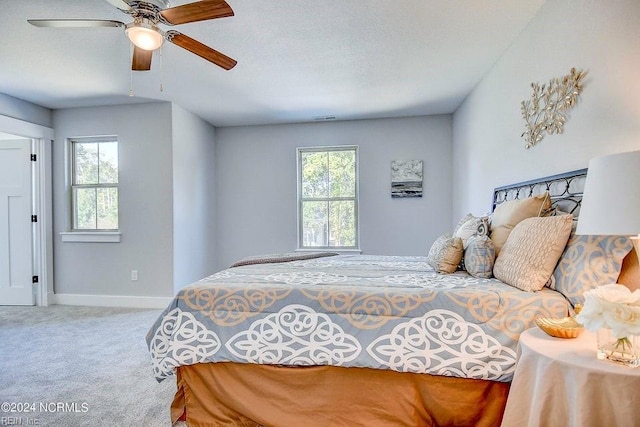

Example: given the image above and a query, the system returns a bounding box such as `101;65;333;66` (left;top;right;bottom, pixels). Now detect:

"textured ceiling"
0;0;545;127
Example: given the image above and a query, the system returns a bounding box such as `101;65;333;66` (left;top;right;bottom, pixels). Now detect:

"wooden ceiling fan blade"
160;0;233;25
28;19;124;28
132;46;153;71
167;31;236;70
102;0;132;12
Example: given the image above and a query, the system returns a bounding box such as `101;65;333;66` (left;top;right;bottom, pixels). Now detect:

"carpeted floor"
0;305;176;426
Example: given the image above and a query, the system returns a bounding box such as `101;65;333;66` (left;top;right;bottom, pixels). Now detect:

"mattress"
147;255;569;382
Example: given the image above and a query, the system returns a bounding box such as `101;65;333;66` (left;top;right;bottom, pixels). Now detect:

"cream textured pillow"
493;215;573;292
464;235;496;279
490;192;551;255
427;234;464;274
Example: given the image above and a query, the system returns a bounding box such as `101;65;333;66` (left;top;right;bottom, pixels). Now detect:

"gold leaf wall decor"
521;68;587;149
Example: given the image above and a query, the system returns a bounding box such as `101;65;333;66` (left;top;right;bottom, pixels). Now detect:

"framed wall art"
391;160;423;198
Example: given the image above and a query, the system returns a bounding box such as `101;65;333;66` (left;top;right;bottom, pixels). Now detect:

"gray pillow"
464;235;495;279
551;227;632;306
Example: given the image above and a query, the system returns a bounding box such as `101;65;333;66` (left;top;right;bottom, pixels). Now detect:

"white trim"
0;115;54;140
296;145;361;251
0;115;54;306
67;136;120;231
295;248;362;254
32;138;53;306
52;293;172;309
60;231;121;243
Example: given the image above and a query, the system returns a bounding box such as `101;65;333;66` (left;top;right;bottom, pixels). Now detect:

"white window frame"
61;136;121;243
296;145;360;251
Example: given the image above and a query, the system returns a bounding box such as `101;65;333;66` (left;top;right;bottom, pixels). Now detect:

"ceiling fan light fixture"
126;19;164;51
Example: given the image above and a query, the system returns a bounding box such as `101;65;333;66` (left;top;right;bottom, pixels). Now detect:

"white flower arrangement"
576;284;640;339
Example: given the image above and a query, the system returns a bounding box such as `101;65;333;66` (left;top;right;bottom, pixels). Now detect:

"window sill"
60;232;121;243
296;248;362;254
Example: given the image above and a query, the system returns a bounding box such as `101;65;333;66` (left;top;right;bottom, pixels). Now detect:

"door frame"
0;115;53;306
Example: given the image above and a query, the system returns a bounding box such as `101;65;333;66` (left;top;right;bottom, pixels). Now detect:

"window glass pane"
329;150;355;197
329;201;355;247
302;201;328;247
97;187;118;229
74;187;97;229
98;142;118;184
301;151;329;198
74;143;99;185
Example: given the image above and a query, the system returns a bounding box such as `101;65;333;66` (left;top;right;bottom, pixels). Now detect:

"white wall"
0;93;52;128
215;115;452;270
52;102;174;298
171;104;217;292
452;0;640;221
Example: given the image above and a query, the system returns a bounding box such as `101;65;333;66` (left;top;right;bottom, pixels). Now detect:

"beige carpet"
0;305;176;426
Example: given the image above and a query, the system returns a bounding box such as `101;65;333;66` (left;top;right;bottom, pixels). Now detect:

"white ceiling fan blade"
28;19;125;28
102;0;132;12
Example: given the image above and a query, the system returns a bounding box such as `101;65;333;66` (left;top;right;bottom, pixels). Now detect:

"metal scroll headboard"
491;168;588;215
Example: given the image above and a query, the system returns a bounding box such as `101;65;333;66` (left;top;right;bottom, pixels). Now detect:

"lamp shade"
126;21;164;51
576;150;640;236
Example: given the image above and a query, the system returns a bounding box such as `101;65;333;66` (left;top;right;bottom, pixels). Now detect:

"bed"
146;169;635;427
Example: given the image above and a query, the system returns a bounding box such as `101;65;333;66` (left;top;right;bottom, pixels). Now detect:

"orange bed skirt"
172;363;509;427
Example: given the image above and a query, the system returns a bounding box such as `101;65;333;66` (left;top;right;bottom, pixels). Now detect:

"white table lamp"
577;150;640;256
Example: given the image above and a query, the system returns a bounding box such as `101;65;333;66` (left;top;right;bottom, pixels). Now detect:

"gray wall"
215;115;452;270
52;102;174;298
0;93;52;128
452;0;640;221
171;104;218;292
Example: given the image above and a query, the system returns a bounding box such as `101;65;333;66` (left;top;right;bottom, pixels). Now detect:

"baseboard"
52;293;173;309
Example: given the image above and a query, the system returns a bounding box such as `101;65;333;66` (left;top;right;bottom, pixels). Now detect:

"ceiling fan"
28;0;237;71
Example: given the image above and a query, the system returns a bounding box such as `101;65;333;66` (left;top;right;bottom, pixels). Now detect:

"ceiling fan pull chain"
160;45;164;93
129;42;135;97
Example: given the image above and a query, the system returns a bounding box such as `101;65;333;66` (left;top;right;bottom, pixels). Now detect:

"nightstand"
501;327;640;427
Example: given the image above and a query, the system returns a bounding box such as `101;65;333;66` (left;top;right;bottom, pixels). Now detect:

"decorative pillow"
454;215;490;248
427;234;464;274
453;213;474;236
464;235;496;278
493;214;573;292
490;192;551;256
551;226;632;306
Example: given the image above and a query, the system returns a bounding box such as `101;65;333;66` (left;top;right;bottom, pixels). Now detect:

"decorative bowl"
535;316;584;339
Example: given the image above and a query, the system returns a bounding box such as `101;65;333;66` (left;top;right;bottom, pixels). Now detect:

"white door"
0;139;33;305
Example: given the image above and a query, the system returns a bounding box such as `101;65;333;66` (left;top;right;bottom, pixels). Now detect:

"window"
297;146;358;249
70;138;119;231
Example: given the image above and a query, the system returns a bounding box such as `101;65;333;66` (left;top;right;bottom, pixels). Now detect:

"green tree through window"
298;146;358;249
71;139;119;230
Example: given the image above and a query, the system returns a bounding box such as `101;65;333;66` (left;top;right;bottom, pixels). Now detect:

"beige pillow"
493;215;573;292
490;192;551;255
427;234;464;274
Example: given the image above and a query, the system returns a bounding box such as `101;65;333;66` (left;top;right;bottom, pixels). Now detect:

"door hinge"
31;154;37;162
32;276;39;284
31;215;38;223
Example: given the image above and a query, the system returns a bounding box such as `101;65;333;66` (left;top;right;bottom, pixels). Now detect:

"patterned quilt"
147;255;569;382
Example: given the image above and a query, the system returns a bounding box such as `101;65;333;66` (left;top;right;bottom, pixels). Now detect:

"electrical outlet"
131;270;138;281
